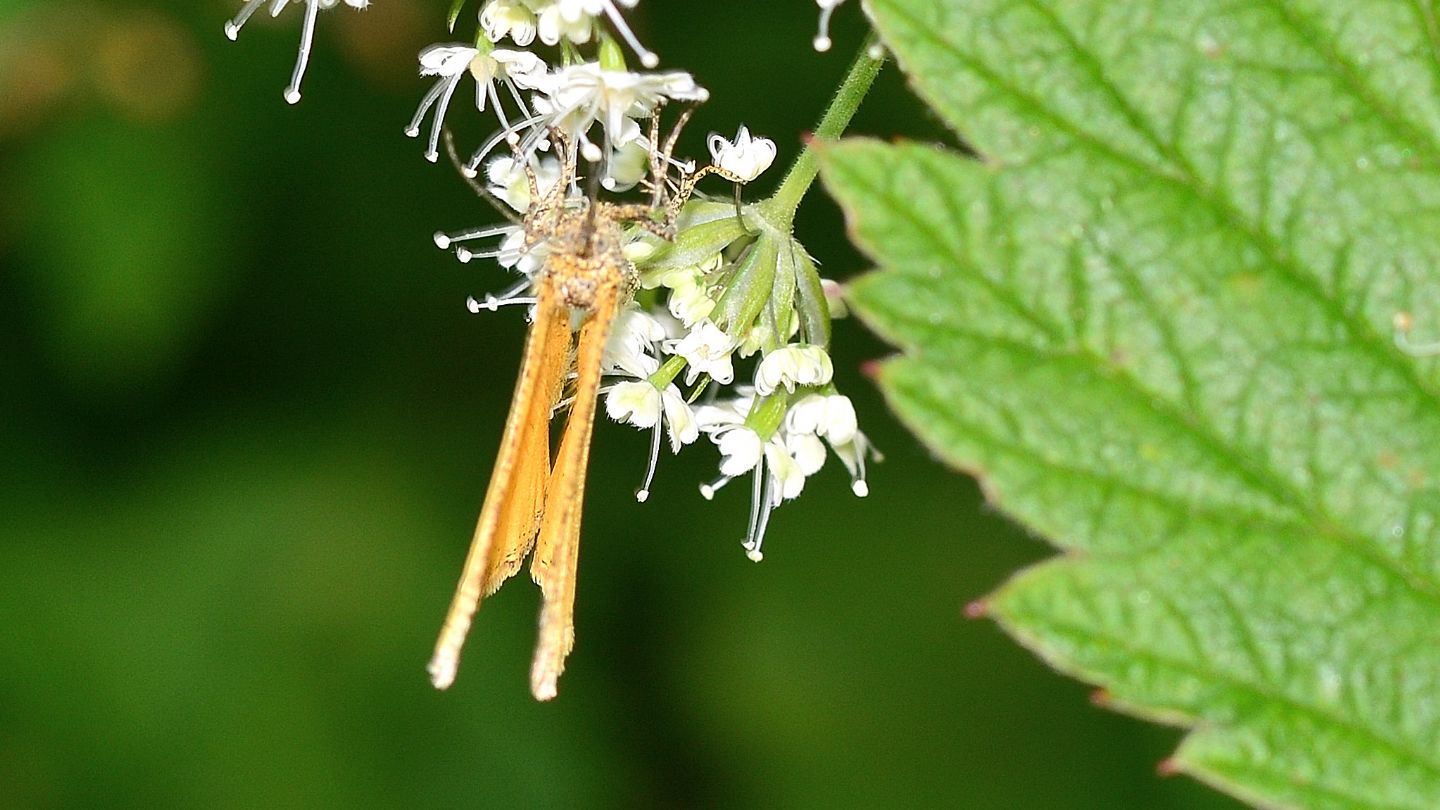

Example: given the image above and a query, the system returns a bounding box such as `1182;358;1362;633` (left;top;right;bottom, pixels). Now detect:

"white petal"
605;381;662;428
418;44;479;77
787;432;828;477
661;386;699;452
716;427;763;476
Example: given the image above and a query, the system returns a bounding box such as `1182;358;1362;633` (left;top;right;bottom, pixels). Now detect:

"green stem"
745;392;792;441
766;35;884;223
648;355;687;389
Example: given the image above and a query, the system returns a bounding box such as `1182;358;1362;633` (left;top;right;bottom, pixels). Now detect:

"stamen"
467;113;549;177
284;0;321;104
850;439;871;497
425;75;466;162
813;5;837;52
485;82;508;131
740;468;764;558
698;475;732;500
598;126;617;190
742;473;776;562
405;82;447;138
224;0;268;40
501;78;532;128
456;245;517;263
466;293;538;312
602;2;660;68
580;138;603;164
434;224;514;249
635;422;663;502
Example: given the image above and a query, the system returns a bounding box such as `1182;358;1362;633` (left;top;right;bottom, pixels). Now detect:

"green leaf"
824;0;1440;807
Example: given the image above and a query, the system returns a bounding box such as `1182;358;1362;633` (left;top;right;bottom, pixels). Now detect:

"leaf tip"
860;358;885;380
1088;688;1111;708
962;598;989;620
1156;758;1181;778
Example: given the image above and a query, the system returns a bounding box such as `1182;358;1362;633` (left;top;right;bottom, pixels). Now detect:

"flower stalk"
766;34;884;225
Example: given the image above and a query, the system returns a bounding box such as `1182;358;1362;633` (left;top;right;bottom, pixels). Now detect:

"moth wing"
529;284;617;701
427;284;568;690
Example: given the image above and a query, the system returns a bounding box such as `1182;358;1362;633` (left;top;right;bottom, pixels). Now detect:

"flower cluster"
225;0;873;563
439;119;873;562
419;1;871;559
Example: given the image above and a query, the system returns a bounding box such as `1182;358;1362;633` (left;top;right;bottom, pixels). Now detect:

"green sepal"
638;201;751;275
790;238;830;348
598;35;627;71
686;376;712;404
768;235;800;348
714;236;779;339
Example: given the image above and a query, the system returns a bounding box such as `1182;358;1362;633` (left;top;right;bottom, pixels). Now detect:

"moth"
428;114;741;700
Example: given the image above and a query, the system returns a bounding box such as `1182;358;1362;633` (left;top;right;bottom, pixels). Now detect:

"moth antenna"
667;164;746;231
444;129;523;227
646;111;666;209
655;103;699;207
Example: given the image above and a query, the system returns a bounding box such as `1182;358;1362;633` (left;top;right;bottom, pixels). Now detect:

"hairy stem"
767;35;884;224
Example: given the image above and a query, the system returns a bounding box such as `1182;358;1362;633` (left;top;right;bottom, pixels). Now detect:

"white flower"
707;126;777;183
406;45;548;163
714;426;764;477
604;140;651;191
786;393;857;445
754;344;834;395
603;308;666;377
813;0;847;52
692;389;834;562
531;63;707;164
763;439;810;502
536;0;657;67
603;311;703;502
736;324;770;359
493;226;545;275
786;432;827;477
694;393;751;433
536;3;593;46
485;154;563;212
660;387;699;451
225;0;370;104
480;0;537;46
667;276;716;327
667;319;736;384
606;381;662;428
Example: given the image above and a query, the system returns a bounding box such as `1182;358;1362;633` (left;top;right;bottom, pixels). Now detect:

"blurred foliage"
0;1;1242;807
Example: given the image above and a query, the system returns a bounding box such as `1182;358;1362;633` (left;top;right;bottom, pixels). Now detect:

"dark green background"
0;1;1241;807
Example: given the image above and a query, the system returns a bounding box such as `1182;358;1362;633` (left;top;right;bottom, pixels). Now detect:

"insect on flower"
428;112;744;700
